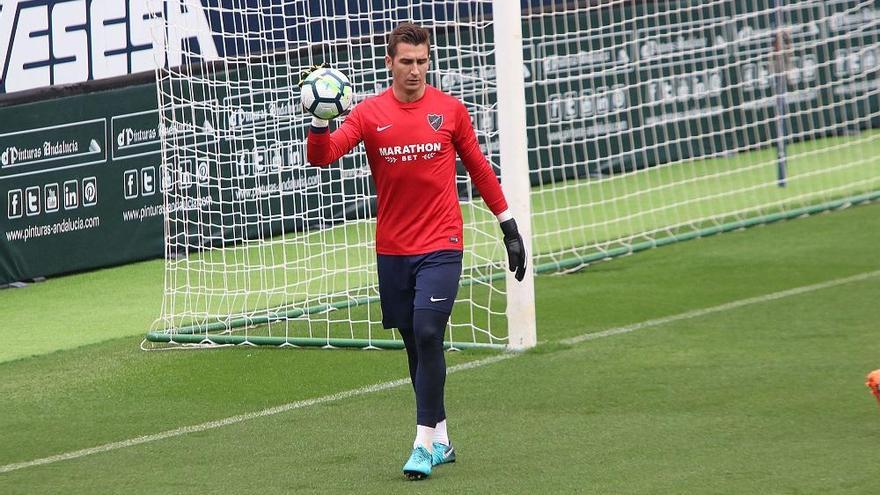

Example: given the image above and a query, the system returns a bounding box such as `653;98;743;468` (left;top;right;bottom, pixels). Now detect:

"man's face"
385;42;430;95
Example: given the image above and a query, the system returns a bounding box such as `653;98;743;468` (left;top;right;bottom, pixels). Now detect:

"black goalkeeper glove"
500;218;526;282
297;63;326;88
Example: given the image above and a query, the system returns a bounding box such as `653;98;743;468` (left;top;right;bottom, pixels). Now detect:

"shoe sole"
404;470;430;480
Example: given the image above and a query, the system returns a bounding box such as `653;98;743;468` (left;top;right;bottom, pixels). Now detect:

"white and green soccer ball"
300;67;354;120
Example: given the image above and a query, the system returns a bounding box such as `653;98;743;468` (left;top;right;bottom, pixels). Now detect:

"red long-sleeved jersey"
307;85;508;255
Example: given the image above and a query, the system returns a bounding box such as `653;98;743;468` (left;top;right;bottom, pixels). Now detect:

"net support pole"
493;1;536;350
772;0;788;187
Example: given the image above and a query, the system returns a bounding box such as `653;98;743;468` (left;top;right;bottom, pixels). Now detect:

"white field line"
2;269;878;475
0;353;514;475
561;269;880;345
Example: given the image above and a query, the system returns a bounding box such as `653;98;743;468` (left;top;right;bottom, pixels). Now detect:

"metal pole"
772;0;788;187
493;0;536;350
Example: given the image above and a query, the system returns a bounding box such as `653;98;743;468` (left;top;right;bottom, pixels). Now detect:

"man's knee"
413;309;448;349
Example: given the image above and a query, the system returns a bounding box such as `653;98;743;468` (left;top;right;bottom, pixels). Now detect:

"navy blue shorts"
376;250;463;329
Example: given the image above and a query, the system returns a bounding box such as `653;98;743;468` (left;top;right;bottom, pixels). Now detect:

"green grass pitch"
1;198;879;493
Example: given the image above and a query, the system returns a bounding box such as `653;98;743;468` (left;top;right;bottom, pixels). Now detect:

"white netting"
151;1;507;346
524;0;880;269
151;0;880;347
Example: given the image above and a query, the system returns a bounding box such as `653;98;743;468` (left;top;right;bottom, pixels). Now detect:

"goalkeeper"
304;22;527;480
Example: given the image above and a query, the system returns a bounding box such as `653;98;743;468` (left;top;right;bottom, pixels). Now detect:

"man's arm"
453;103;527;281
306;111;363;167
453;105;507;214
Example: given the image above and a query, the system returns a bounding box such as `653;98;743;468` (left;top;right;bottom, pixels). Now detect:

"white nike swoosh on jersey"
376;124;393;132
430;296;448;302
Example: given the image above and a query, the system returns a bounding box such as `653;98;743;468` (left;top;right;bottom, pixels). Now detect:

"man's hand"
297;63;326;87
500;218;526;282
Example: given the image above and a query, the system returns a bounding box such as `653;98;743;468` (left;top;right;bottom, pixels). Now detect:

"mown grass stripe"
4;268;878;474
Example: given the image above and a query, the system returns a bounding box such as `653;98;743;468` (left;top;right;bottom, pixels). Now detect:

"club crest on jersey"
427;114;443;131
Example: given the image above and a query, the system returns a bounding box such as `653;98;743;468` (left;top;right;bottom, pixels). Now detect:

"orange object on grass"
867;370;880;403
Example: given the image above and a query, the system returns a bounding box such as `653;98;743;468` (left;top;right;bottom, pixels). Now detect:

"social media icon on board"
63;180;79;210
124;170;139;199
45;184;59;212
82;177;97;206
141;167;156;196
196;161;210;184
7;189;22;219
160;165;173;192
178;160;193;190
25;187;40;216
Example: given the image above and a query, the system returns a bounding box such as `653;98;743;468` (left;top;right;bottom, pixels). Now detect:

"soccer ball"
300;67;354;120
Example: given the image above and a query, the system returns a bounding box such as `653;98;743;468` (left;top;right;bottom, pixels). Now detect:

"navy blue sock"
413;309;449;426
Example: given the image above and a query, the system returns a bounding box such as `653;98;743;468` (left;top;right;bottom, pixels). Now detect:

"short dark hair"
387;22;431;58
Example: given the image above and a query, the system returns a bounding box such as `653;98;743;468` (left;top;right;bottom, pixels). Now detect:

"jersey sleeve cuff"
496;209;514;223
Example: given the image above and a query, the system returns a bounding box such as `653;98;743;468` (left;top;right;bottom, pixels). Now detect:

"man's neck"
392;84;426;103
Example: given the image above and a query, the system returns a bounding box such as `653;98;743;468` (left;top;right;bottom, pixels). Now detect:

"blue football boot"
431;442;456;466
402;446;432;480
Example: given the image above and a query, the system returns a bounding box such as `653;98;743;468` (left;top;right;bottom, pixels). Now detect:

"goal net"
525;0;880;272
148;0;880;349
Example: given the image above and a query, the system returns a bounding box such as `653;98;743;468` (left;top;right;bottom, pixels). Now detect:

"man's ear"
385;54;392;70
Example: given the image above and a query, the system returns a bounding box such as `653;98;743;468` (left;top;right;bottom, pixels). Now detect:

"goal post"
771;0;792;187
494;0;537;351
147;0;880;350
